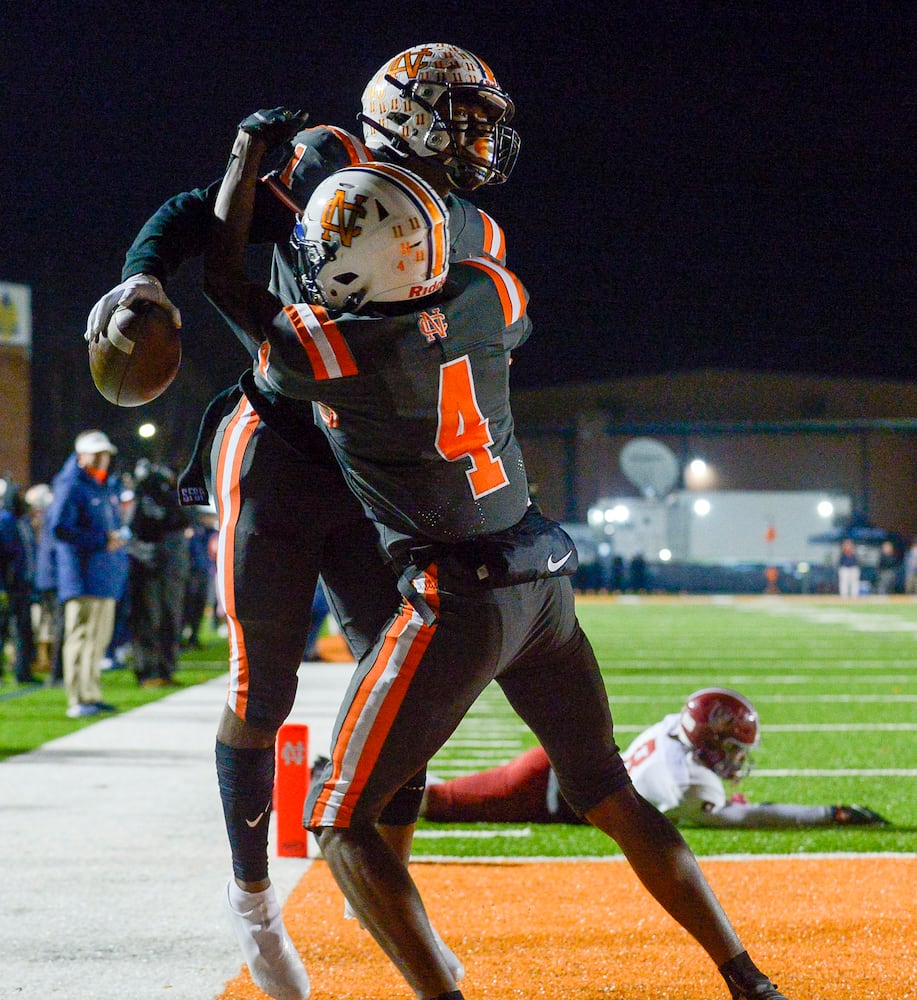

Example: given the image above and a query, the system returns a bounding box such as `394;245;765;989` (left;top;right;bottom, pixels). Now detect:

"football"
88;301;181;407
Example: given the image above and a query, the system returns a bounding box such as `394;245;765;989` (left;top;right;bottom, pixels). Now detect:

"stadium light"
605;504;630;523
587;506;604;528
685;457;716;490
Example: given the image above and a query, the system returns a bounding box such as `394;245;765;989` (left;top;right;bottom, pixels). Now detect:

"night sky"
2;3;913;477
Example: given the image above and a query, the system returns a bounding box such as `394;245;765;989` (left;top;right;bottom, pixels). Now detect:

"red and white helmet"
678;688;760;781
359;42;520;190
291;162;450;313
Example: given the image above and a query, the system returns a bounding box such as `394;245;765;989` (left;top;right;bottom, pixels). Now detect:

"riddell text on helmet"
409;274;448;298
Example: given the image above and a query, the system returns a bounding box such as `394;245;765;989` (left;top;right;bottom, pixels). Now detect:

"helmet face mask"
360;43;520;190
428;83;520;189
292;226;348;309
678;688;760;782
291;163;450;313
696;737;752;782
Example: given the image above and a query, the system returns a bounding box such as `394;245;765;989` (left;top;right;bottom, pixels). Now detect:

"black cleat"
725;982;789;1000
721;952;790;999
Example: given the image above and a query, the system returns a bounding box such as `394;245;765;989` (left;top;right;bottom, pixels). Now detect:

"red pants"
424;746;562;823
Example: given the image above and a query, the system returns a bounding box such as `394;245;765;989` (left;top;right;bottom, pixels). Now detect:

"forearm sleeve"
122;178;295;283
699;802;834;828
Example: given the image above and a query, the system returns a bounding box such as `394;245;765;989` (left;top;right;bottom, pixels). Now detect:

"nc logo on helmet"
321;189;368;246
387;47;433;80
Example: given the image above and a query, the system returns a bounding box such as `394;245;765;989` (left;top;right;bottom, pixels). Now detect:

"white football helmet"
359;42;520;190
678;687;760;781
291;162;450;312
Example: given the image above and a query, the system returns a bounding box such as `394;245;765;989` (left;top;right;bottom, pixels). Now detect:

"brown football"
89;302;181;407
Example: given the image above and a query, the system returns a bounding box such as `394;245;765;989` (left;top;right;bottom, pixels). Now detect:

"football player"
420;688;891;828
202;114;793;1000
85;44;519;1000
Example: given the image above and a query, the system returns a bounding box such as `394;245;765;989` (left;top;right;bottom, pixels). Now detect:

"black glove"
831;804;890;826
237;107;309;152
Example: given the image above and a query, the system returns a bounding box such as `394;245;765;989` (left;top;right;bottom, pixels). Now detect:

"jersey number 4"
436;356;509;499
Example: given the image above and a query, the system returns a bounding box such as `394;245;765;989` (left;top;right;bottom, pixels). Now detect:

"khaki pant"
63;597;116;708
838;565;861;598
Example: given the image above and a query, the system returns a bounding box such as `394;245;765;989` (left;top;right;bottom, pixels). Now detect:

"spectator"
302;584;330;662
30;484;63;684
610;555;625;592
128;461;190;688
44;431;129;717
181;509;218;650
0;496;32;684
876;540;901;595
205;524;225;634
102;486;137;671
837;538;860;598
420;688;889;828
8;489;38;683
906;538;917;596
629;551;648;592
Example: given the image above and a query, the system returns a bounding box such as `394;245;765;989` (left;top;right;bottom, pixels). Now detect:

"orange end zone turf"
218;857;915;999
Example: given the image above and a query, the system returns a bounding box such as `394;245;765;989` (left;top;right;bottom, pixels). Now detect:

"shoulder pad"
456;257;527;327
476;208;507;263
264;125;376;213
281;303;358;380
446;196;507;264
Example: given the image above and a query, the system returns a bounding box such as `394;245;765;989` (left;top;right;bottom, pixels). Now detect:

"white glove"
84;273;182;341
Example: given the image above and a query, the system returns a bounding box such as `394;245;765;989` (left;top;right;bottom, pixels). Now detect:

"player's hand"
85;274;181;342
831;804;890;826
237;107;309;152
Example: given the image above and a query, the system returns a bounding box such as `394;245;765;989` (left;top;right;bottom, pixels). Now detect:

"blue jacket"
44;455;129;603
0;508;26;591
34;515;57;592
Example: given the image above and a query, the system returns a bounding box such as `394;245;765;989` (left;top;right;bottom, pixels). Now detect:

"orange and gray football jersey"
265;126;508;304
250;258;531;543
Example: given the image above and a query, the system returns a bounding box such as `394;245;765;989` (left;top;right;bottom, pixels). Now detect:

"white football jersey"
622;713;726;822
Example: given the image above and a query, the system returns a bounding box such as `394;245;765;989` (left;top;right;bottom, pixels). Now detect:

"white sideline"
0;659;353;1000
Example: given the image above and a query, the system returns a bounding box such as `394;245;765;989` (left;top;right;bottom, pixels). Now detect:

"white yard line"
735;600;917;634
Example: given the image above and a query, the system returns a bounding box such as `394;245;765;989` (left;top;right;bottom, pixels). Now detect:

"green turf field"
412;597;917;858
3;598;915;859
0;636;229;761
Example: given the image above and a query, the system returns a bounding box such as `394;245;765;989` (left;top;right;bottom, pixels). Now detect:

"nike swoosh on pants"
547;551;573;573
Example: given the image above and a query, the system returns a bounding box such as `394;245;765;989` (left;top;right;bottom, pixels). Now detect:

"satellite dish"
620;437;680;498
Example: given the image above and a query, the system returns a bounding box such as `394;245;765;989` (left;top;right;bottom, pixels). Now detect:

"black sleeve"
121;177;296;284
203;276;284;357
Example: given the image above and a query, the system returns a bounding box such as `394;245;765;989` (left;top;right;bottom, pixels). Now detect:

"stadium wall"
0;345;32;487
513;370;917;540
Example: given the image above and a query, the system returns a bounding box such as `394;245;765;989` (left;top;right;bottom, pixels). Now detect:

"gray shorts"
305;572;630;827
209;392;400;731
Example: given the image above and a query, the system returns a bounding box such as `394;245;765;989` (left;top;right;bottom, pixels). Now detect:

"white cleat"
343;898;464;982
431;924;465;983
224;880;311;1000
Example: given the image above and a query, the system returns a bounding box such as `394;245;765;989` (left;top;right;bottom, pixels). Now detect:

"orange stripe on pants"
214;397;260;720
310;592;438;827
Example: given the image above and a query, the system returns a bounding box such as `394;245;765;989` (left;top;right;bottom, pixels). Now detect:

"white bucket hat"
74;430;118;455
